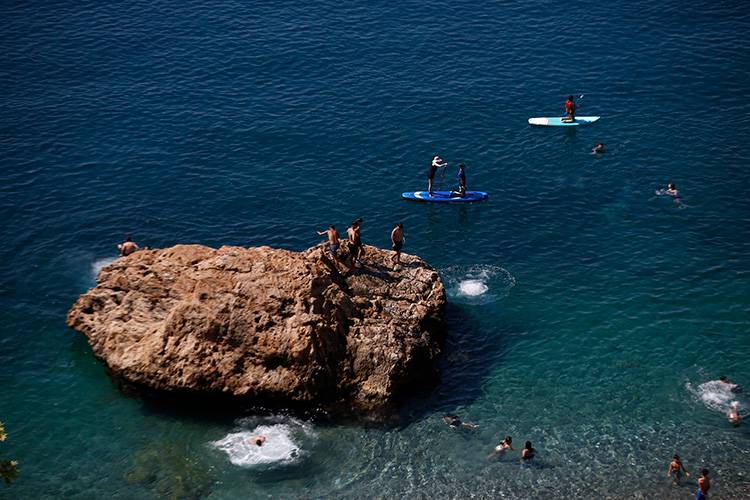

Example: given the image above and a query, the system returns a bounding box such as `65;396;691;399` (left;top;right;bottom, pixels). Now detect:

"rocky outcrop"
66;242;446;415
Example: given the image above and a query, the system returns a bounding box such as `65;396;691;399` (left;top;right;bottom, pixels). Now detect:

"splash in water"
442;265;516;305
91;257;116;281
686;380;740;414
210;416;316;469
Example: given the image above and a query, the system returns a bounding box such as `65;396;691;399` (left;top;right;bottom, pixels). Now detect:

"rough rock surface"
67;242;446;414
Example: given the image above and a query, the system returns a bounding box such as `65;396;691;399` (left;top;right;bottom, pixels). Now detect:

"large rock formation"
67;242;446;415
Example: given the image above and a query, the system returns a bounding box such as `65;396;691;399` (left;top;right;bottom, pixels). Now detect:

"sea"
1;0;749;498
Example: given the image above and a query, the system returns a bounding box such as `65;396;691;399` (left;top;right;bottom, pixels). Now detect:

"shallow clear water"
2;0;750;498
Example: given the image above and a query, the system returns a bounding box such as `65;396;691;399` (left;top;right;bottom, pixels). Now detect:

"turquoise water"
2;0;750;497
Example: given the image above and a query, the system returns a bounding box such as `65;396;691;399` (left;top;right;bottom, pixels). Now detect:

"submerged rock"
67;243;446;415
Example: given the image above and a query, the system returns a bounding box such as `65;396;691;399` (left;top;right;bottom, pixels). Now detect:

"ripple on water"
209;416;317;469
441;265;516;305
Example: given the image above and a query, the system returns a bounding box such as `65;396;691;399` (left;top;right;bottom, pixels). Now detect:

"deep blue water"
2;0;750;498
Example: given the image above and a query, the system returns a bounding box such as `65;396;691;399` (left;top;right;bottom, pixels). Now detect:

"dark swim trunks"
329;243;339;257
428;165;438;180
392;240;403;252
696;490;707;500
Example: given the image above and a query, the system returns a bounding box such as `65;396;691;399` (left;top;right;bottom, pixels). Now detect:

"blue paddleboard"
402;191;489;203
528;116;600;127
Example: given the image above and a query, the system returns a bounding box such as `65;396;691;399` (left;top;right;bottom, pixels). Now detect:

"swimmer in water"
696;468;710;500
719;375;741;393
666;182;679;197
117;235;139;257
248;435;266;447
592;142;605;154
488;436;514;459
667;454;690;485
442;414;478;429
728;401;741;426
521;441;535;461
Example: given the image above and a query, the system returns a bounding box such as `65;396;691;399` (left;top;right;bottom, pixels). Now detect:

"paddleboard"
402;191;488;203
528;116;600;127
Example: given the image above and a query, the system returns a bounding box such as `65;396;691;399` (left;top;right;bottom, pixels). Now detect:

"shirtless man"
317;225;340;260
117;236;139;257
666;182;679;197
696;468;710;500
390;223;404;265
428;155;447;195
667;454;689;485
347;218;364;267
442;414;478;429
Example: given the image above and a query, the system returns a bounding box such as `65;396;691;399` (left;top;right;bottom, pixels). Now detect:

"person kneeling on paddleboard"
450;164;467;197
563;95;577;122
428;155;447;195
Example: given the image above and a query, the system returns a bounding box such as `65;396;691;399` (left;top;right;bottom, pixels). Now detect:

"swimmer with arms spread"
667;454;690;485
442;414;478;429
488;436;514;459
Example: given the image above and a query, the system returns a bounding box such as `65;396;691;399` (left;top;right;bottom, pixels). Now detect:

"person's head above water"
701;468;709;476
504;436;512;443
668;182;676;190
524;441;533;449
720;375;729;383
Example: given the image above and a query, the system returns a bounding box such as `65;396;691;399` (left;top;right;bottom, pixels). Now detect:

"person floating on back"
562;95;577;122
428;155;447;195
442;414;478;429
317;225;340;261
592;142;605;154
117;235;139;257
450;163;467;197
390;223;404;266
667;454;690;485
696;468;710;500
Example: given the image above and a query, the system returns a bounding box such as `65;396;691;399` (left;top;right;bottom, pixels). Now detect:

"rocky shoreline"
67;242;446;416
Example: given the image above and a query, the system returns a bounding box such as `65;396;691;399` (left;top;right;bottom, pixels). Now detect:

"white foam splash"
458;279;489;296
442;265;516;305
686;380;738;413
91;257;116;280
210;417;316;468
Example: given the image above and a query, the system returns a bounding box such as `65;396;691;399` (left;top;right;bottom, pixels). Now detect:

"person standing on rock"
347;218;364;267
317;225;340;260
117;235;139;257
390;223;404;266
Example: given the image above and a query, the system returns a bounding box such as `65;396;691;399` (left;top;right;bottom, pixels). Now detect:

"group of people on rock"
317;218;405;269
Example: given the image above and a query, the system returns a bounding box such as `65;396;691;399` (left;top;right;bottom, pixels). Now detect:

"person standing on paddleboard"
563;95;577;122
428;155;447;195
